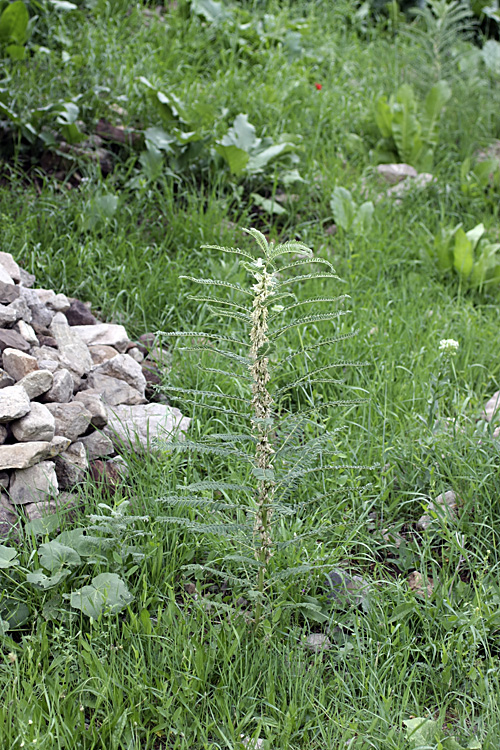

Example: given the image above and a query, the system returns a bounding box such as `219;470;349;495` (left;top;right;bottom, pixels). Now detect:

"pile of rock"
0;252;189;538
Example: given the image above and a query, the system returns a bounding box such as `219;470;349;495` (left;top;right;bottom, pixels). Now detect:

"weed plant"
0;0;500;747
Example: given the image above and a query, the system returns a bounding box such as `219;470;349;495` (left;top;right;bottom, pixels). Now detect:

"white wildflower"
439;339;459;355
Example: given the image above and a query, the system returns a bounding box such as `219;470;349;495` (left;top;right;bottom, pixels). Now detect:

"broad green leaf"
0;599;30;628
140;145;164;181
465;222;486;251
27;570;71;590
145;127;175;152
247;142;294;174
56;529;101;556
352;201;374;235
39;541;82;572
0;545;18;568
68;573;133;618
422;80;451;145
215;143;249;175
453;228;474;279
0;0;29;44
5;43;25;59
374;96;393;138
396;83;417;111
191;0;230;23
139;77;187;124
24;514;61;537
250;193;287;216
482;39;500;76
224;113;259;151
403;718;439;748
330;187;355;232
48;0;78;8
392;103;421;165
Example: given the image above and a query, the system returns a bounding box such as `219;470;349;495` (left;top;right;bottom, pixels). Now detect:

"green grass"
1;0;500;747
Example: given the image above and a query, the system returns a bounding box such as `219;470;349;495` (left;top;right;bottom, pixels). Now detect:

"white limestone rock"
0;304;18;327
35;289;70;312
15;320;38;346
74;390;108;428
49;312;93;382
0;385;30;422
8;296;32;324
92;353;146;395
54;441;88;488
19;287;54;329
105;403;190;450
0;369;15;389
377;163;418;184
72;323;130;352
9;461;58;505
17;369;53;399
24;491;76;521
89;345;120;365
86;372;146;406
45;401;92;442
11;402;56;443
0;253;20;283
416;490;459;530
41;368;73;403
0;265;14;285
2;349;39;381
32;346;60;373
79;430;114;460
0;437;70;470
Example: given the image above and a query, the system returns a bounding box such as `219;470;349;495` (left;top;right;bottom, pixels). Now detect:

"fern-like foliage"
402;0;476;86
158;228;367;624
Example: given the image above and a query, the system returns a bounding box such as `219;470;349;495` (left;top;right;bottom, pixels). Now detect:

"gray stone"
325;569;370;608
127;346;144;363
0;385;30;422
32;346;60;373
40;369;73;403
89;344;119;365
0;279;20;305
11;402;55;443
74;390;108;427
15;320;38;345
0;425;7;445
7;296;32;324
23;491;76;521
0;437;69;470
0;265;14;285
0;304;18;327
66;299;97;326
0;252;21;283
0;329;31;352
35;289;70;312
9;461;58;505
0;493;18;539
482;391;500;422
0;472;9;489
2;349;39;381
80;430;114;460
86;372;146;406
17;369;53;399
19;287;54;329
19;268;36;287
416;490;459;530
305;633;331;652
54;441;88;488
45;401;92;442
72;323;129;352
377;163;418;184
105;403;190;450
92;353;146;395
49;312;93;382
0;370;15;389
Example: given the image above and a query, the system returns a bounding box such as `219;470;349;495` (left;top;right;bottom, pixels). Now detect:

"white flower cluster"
439;338;459;354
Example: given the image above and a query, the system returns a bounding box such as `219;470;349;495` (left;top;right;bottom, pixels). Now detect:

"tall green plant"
159;229;367;625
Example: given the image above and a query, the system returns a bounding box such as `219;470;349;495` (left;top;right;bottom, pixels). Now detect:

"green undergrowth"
1;0;500;747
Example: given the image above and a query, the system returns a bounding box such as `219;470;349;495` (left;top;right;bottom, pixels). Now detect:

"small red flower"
314;83;322;90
